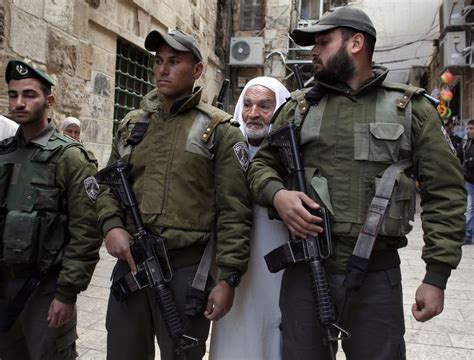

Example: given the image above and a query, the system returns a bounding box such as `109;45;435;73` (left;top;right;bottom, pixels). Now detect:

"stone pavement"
76;211;474;359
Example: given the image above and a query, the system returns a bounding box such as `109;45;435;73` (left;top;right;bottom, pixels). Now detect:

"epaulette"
195;103;233;143
381;81;425;110
290;88;312;115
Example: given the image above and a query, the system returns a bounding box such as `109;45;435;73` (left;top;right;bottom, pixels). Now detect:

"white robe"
209;205;288;360
0;116;18;141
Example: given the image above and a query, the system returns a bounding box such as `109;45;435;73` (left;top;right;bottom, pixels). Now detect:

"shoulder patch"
84;176;100;202
233;141;249;171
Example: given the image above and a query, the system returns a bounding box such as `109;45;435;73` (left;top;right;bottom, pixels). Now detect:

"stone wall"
0;0;228;166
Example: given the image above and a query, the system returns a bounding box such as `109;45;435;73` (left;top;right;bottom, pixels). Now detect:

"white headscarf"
61;117;81;130
233;76;290;139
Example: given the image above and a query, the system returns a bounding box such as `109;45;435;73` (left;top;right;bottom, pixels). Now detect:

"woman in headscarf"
210;76;290;360
61;116;81;141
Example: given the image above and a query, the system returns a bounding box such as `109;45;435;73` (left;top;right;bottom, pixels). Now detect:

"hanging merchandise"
436;70;454;119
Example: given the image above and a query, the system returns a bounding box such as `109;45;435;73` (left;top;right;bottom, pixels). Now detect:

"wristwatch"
224;273;241;288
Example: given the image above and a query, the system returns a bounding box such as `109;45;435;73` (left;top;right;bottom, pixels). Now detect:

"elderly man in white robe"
0;115;18;141
210;76;290;360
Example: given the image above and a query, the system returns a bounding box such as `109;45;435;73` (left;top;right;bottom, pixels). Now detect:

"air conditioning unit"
229;37;264;66
440;31;466;67
440;0;465;30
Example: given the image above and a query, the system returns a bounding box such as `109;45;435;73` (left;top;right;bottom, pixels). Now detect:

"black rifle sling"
126;115;150;146
0;272;42;332
343;158;413;291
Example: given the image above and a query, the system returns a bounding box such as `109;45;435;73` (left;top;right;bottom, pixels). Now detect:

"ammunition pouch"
264;240;308;273
3;210;40;266
2;210;67;272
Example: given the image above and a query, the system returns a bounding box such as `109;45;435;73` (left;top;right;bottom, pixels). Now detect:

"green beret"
5;60;54;88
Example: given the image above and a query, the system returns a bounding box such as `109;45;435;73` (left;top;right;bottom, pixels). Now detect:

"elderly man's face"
242;85;276;144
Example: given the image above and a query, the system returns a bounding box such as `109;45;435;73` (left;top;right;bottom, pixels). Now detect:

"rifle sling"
126;115;150;146
343;158;413;291
264;240;307;273
0;272;43;332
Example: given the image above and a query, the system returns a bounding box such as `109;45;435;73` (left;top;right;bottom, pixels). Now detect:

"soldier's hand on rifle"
412;283;444;322
104;227;137;274
204;281;235;321
47;298;76;328
273;189;324;239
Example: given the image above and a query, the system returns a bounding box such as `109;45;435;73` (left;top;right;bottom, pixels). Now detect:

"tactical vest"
114;102;233;231
0;134;80;272
291;82;423;238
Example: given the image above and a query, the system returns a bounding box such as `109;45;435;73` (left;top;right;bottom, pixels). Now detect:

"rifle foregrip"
155;283;185;339
309;259;335;327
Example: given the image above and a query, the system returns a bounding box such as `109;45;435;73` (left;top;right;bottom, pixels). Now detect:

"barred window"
113;38;154;133
240;0;265;30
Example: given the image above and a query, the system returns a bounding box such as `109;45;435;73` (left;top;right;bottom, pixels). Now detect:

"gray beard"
244;122;271;141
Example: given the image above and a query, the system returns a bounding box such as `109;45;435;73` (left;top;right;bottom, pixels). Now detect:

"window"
240;0;265;30
113;38;154;133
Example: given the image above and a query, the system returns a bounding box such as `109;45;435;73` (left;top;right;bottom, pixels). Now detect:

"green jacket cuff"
423;263;452;290
102;216;125;236
262;180;285;208
218;267;241;281
55;287;77;304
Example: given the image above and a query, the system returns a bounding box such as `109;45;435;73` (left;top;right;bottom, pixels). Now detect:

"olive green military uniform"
248;67;466;359
0;121;101;359
96;87;251;360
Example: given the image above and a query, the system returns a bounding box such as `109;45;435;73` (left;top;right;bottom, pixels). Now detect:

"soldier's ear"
46;94;55;108
349;33;365;55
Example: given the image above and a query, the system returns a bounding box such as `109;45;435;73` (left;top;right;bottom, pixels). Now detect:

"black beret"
5;60;54;88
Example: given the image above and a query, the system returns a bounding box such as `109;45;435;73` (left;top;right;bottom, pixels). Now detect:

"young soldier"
248;7;466;359
0;60;101;359
96;30;251;359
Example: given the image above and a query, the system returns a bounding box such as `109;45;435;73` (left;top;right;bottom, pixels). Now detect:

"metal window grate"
240;0;265;30
113;38;154;133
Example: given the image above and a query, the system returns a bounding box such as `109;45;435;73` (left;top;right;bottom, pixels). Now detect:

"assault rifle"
292;64;305;90
95;160;198;352
213;79;230;110
263;123;349;359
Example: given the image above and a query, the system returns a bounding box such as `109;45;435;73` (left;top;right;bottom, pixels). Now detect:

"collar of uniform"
316;65;389;98
168;87;202;115
17;119;56;147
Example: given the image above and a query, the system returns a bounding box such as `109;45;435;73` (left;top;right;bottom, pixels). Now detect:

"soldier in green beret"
0;60;102;359
96;30;251;359
248;6;466;359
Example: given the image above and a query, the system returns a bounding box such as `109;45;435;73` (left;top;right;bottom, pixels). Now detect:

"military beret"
5;60;54;88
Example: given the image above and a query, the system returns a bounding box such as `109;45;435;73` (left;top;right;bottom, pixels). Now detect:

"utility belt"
265;239;402;274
